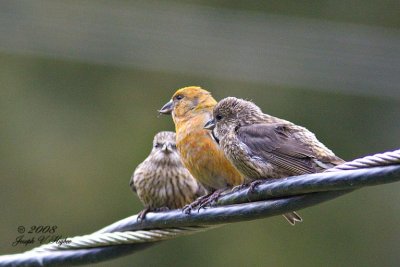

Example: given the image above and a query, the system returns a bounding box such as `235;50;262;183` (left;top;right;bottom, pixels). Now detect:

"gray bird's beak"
158;100;173;115
162;143;172;153
204;118;216;130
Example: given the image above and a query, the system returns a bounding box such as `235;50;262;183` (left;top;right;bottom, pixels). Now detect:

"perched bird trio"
130;86;344;224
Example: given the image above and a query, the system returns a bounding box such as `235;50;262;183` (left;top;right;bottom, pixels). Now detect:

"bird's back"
233;120;345;179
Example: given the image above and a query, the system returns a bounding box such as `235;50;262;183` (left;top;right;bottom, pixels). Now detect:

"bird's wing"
237;123;320;174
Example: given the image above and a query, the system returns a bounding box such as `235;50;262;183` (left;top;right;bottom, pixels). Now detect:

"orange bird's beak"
158;100;173;115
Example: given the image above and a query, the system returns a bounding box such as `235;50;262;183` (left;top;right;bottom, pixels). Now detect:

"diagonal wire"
0;149;399;267
31;226;217;252
325;149;400;171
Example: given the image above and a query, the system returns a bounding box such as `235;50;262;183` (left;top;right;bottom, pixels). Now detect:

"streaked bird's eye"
154;143;162;148
216;114;223;121
171;144;177;150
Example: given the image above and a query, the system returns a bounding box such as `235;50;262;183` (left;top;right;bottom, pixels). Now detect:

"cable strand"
0;149;399;267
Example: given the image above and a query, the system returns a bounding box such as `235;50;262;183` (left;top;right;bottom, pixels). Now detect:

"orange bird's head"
159;86;217;125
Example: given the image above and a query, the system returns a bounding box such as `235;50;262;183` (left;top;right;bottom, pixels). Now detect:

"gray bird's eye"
215;114;223;121
154;143;162;148
171;144;177;149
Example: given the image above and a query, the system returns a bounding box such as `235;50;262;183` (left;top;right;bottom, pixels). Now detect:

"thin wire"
325;149;400;172
31;226;217;252
22;150;400;252
0;149;399;267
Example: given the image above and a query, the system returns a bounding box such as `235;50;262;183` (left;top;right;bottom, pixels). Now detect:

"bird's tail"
283;212;303;225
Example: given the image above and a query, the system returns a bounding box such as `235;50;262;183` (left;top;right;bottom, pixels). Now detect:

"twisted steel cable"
325;149;400;171
31;226;217;252
1;149;400;267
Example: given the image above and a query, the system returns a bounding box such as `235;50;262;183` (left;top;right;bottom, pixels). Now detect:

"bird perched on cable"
130;131;205;220
204;97;345;224
159;86;244;210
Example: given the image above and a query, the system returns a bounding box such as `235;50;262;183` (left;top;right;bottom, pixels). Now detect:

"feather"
237;123;320;175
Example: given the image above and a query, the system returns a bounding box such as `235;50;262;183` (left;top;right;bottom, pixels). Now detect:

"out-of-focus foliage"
1;1;400;266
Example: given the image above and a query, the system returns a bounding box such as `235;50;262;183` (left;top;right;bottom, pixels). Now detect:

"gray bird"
204;97;345;225
130;131;205;220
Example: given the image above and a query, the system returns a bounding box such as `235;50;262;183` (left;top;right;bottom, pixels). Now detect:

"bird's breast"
176;128;243;189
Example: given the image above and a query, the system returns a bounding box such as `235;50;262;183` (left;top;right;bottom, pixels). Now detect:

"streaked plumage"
130;131;205;219
206;97;345;224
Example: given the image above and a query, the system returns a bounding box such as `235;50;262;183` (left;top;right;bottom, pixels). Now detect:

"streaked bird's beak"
204;118;216;130
158;100;173;115
162;143;172;153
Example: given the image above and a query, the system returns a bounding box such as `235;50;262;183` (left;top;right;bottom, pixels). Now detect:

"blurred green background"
1;1;400;266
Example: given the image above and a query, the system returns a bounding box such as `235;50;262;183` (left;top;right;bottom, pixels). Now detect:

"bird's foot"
182;189;226;214
137;207;151;222
247;180;265;194
182;203;194;215
197;189;225;211
231;183;250;193
137;207;170;221
182;194;210;214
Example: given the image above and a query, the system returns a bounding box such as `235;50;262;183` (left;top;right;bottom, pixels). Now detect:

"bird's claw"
182;203;195;214
196;189;225;211
137;206;170;221
182;190;225;214
137;207;150;222
182;194;209;214
231;184;249;193
247;180;264;194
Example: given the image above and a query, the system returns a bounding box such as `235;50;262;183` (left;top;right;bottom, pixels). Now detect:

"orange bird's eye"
175;95;184;101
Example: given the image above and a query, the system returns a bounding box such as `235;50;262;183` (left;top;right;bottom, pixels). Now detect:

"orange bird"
159;86;244;208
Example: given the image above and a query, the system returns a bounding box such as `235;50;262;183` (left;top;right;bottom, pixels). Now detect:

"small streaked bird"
204;97;345;225
130;131;205;220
